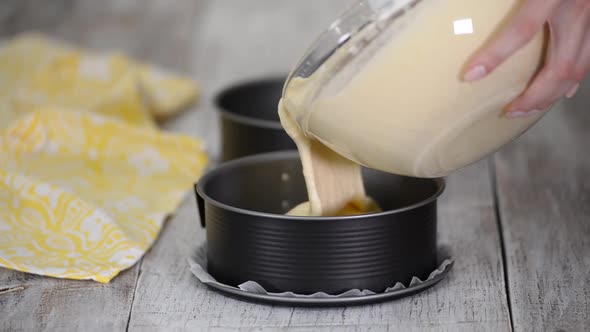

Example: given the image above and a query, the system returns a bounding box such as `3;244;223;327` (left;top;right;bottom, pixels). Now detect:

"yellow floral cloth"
0;34;208;283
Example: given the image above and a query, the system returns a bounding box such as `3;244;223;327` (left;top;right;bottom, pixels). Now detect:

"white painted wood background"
0;0;588;331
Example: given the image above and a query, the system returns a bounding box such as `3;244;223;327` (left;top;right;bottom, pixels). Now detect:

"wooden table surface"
0;0;588;331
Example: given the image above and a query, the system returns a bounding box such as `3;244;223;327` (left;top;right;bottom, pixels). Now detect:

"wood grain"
0;0;201;72
494;78;590;332
127;1;511;331
0;266;139;331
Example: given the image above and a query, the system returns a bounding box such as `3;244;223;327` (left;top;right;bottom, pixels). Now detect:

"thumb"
463;0;559;82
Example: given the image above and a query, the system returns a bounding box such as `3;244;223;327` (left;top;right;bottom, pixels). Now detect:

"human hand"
463;0;590;118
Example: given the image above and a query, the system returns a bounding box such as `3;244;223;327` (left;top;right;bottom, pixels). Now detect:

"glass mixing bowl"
282;0;547;177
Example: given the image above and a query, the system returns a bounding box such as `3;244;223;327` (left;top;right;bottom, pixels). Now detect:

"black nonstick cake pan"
194;151;448;300
215;76;296;161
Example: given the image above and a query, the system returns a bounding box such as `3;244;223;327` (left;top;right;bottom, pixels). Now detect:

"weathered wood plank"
0;0;203;331
494;78;590;332
0;0;199;72
128;1;511;330
0;266;139;331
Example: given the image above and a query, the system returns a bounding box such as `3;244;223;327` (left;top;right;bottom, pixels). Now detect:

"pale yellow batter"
281;0;545;216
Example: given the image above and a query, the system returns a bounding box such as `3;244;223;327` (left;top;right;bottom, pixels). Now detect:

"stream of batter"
279;102;380;217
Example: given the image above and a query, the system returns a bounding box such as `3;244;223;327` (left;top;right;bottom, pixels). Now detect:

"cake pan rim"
196;150;446;221
215;76;286;130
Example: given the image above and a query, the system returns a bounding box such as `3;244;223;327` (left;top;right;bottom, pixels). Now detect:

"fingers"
463;0;560;82
564;7;590;99
505;67;575;117
572;7;590;91
506;1;590;116
566;83;580;98
548;0;590;83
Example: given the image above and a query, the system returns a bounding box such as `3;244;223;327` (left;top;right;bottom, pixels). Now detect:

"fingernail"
528;109;545;116
463;65;488;82
566;83;580;98
506;109;544;118
506;110;528;118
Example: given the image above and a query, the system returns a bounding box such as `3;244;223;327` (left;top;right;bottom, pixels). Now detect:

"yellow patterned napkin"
0;33;200;128
0;34;208;283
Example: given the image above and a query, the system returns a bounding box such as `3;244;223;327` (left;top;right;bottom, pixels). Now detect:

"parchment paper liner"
188;245;453;298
